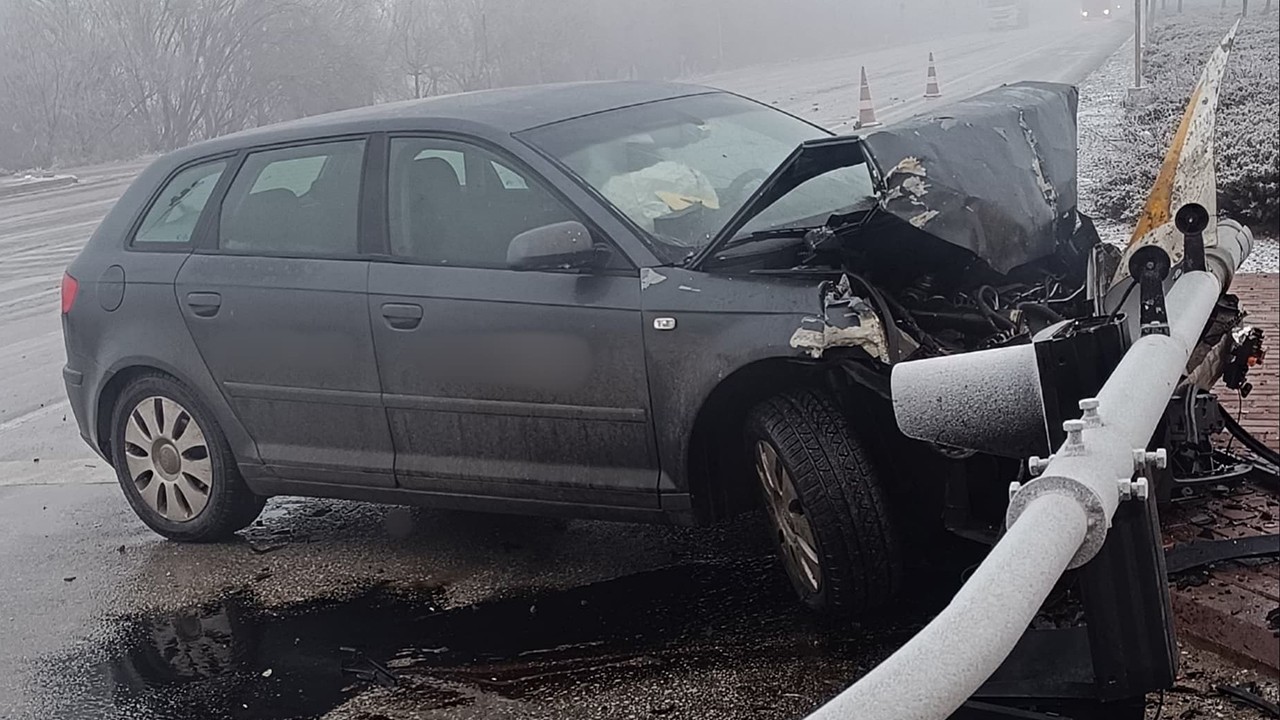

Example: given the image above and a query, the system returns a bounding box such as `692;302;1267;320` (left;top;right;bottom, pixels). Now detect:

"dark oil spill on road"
32;559;926;720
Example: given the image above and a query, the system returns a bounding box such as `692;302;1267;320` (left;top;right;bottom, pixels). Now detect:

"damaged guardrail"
806;21;1245;720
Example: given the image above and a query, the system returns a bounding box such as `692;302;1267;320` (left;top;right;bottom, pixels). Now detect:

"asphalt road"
0;22;1139;720
696;17;1134;131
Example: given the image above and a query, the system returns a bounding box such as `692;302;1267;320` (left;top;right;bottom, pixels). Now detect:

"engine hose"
1017;303;1066;332
1223;411;1280;468
977;285;1017;331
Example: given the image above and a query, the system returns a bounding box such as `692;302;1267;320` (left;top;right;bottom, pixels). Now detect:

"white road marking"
0;457;115;487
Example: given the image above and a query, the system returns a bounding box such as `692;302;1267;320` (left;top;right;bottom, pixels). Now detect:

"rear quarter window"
133;160;227;245
218;139;366;256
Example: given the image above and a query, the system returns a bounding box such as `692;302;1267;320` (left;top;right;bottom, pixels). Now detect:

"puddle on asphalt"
32;559;929;720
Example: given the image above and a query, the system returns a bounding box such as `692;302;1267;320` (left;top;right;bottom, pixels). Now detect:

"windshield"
521;93;877;262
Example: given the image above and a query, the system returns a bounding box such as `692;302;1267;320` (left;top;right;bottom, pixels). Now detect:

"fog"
0;0;1085;170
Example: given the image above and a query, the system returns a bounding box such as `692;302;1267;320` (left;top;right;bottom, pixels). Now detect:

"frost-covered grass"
1090;4;1279;235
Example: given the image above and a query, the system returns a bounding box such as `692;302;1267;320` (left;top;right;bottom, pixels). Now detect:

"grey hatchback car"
64;79;1107;617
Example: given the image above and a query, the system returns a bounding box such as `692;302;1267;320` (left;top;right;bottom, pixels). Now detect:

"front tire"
746;389;901;617
110;373;264;542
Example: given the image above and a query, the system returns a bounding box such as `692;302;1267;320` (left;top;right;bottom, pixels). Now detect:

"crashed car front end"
699;25;1268;714
696;75;1263;467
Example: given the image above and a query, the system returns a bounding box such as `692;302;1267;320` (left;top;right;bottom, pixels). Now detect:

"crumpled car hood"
698;81;1082;276
860;81;1080;274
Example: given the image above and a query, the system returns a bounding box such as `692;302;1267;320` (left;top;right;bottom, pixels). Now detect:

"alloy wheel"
755;440;822;593
122;396;213;522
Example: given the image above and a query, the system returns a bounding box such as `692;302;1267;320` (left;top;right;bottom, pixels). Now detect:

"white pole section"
1007;270;1223;567
805;494;1088;720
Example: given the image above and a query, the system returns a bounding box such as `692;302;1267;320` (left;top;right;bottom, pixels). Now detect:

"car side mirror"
507;221;602;270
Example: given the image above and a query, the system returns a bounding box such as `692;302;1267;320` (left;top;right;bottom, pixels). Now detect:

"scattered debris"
1165;534;1280;574
340;647;398;688
248;540;286;555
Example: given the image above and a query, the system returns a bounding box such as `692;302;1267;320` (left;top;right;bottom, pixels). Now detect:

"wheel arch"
93;356;249;465
685;355;891;523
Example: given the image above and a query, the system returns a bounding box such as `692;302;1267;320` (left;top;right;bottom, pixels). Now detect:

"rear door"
176;138;395;487
367;135;659;504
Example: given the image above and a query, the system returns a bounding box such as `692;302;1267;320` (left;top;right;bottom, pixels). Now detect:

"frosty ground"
1080;1;1280;272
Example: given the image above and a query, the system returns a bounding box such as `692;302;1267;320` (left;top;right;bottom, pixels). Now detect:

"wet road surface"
0;22;1139;720
3;487;943;720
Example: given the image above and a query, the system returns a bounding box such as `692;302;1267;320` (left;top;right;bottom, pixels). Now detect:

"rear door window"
133;160;227;245
218;139;366;256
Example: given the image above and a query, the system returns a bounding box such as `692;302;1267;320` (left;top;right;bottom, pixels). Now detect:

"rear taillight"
60;272;79;314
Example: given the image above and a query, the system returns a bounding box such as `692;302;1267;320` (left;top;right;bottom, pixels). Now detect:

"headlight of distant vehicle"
1103;8;1110;14
1082;10;1089;17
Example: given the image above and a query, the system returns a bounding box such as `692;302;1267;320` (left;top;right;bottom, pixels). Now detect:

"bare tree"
0;0;1002;171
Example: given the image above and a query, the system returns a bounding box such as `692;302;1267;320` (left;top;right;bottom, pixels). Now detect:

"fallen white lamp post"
806;20;1249;719
807;221;1251;720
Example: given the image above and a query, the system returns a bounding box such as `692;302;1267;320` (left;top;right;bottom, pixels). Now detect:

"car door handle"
185;292;222;318
380;302;423;330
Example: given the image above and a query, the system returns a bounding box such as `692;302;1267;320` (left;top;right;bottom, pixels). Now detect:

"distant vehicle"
1081;0;1118;19
985;0;1030;29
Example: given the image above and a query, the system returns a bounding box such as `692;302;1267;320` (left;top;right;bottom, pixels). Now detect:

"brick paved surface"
1164;273;1279;672
1228;274;1280;452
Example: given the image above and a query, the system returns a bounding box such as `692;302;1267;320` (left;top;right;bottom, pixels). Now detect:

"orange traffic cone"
857;67;881;129
925;52;942;98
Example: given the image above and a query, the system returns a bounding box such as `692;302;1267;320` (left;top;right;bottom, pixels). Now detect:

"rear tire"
110;373;264;542
746;388;901;617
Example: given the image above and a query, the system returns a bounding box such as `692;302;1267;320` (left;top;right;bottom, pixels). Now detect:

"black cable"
1045;282;1085;306
1107;278;1139;322
1225;388;1242;455
1224;410;1280;467
1186;385;1198;449
1153;690;1165;720
879;290;948;355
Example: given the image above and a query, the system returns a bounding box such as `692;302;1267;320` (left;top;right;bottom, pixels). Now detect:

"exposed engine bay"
698;82;1115;358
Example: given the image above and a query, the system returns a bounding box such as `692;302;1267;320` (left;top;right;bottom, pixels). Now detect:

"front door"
177;138;395;487
368;136;658;504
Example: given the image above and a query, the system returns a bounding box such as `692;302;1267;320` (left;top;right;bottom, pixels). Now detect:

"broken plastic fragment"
909;210;940;228
789;321;889;363
639;268;667;290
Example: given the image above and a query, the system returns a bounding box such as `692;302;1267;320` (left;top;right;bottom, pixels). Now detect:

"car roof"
178;81;719;160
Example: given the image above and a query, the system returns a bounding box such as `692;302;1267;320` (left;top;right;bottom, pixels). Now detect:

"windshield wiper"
683;225;817;265
718;225;819;252
717;209;870;255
